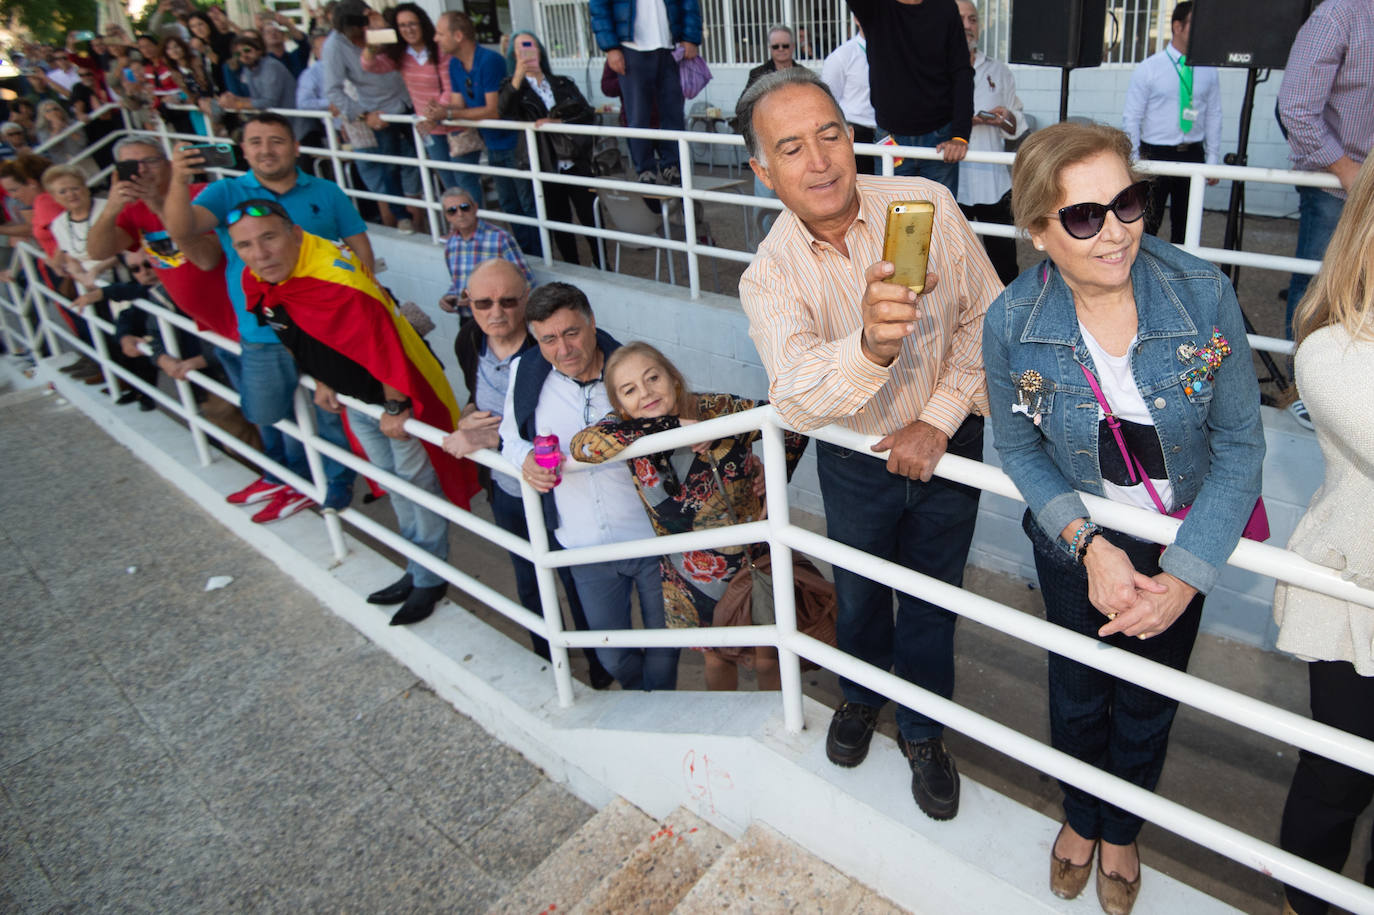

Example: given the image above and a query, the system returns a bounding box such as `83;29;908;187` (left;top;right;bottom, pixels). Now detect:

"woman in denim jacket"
982;122;1264;915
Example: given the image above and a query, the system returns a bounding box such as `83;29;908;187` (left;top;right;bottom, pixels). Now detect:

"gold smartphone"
882;200;935;294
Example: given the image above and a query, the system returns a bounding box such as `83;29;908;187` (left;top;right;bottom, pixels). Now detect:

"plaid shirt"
443;220;534;298
1278;0;1374;184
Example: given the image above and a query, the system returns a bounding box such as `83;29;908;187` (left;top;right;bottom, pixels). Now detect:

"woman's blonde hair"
1011;120;1140;234
603;342;698;420
37;99;70;126
40;163;88;190
1293;156;1374;346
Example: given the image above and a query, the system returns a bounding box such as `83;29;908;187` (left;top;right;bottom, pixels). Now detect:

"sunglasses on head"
445;203;473;214
1054;180;1150;239
471;296;522;310
771;42;791;49
226;200;290;226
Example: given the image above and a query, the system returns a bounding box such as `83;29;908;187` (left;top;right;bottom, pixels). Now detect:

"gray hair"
440;186;475;206
767;24;795;43
112;135;166;161
737;67;845;165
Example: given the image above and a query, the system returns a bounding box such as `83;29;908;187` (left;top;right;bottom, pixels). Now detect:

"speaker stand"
1219;67;1289;397
1059;68;1071;122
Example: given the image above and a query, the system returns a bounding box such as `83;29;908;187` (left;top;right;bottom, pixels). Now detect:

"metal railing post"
411;119;442;242
324;116;346;187
1184;172;1207;253
678;137;701;298
291;383;346;560
154;308;212;467
763;419;805;734
21;252;62;361
524;124;554;266
520;481;576;707
84;303;118;398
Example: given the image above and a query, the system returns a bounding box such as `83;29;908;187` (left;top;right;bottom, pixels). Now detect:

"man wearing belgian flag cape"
228;198;478;626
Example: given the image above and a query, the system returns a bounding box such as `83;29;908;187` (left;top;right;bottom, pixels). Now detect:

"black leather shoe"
899;734;960;821
116;389;139;405
138;396;155;412
587;658;615;690
367;574;413;605
826;702;881;767
389;583;446;626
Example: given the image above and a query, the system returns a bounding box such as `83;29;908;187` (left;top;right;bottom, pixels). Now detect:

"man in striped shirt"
738;68;1002;822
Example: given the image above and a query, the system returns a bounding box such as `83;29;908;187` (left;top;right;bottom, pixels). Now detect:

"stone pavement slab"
0;389;594;913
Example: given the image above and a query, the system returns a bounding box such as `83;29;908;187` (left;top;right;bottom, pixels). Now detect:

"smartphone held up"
882;200;934;294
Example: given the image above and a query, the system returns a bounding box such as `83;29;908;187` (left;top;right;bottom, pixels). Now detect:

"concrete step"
674;822;911;915
571;807;732;915
486;797;657;915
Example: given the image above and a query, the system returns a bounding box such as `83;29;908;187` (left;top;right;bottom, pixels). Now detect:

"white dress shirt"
624;0;673;51
821;35;876;129
957;50;1027;206
1122;44;1223;165
499;356;658;550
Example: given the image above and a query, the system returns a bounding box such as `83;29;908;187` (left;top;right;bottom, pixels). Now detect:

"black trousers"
545;166;603;269
852;124;876;175
959;194;1019;286
1281;660;1374;915
1139;141;1205;244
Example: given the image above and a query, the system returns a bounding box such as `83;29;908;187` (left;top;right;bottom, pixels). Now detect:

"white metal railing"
534;0;1179;66
128;101;1324;362
3;226;1373;911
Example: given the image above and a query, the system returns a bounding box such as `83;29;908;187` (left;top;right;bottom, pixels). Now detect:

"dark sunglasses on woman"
1054;180;1150;240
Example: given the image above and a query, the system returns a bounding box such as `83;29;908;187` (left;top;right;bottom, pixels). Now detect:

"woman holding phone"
498;31;601;267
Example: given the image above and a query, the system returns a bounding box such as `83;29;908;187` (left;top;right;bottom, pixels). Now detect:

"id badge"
1181;107;1199;121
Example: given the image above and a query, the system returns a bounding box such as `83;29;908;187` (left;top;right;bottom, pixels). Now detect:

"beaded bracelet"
1069;521;1101;563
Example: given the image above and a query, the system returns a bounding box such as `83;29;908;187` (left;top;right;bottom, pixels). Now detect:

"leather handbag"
1079;363;1269;541
706;454;775;624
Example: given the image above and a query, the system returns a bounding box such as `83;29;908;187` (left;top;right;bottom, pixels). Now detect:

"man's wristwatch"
383;397;412;415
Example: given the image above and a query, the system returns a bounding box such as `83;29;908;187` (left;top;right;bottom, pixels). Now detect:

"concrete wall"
549;58;1299;220
371;230;1319;652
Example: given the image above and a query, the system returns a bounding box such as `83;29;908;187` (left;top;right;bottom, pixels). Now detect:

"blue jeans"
815;415;983;740
882;123;959;197
218;342;356;509
569;555;678;690
490;486;609;677
1024;510;1204;845
620;47;685;176
1287;186;1344;338
355;123;422;200
425;133;484;205
347;407;448;588
485;144;541;256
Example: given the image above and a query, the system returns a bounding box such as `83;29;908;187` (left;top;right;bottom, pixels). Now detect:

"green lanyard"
1170;51;1195;134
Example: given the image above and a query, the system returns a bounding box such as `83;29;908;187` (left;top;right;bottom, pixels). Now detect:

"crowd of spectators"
1;5;1370;915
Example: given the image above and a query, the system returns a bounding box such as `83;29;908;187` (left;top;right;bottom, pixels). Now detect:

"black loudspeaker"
1009;0;1107;68
1188;0;1316;69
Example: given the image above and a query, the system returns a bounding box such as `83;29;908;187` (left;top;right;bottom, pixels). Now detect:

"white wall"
371;231;1317;651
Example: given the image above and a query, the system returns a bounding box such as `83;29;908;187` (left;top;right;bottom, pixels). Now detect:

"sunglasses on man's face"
471;296;522;310
771;43;791;50
1053;180;1150;240
445;203;473;215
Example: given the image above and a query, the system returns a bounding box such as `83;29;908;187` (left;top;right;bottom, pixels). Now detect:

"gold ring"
1137;634;1147;640
1107;613;1117;621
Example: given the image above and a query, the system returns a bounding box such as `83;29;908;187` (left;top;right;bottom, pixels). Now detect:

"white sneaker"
396;218;415;235
1289;399;1314;431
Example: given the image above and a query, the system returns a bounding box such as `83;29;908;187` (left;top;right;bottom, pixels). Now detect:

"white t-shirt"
624;0;673;51
1079;323;1176;513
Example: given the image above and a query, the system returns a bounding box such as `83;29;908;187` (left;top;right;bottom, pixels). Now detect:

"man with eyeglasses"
437;187;533;324
87;137;239;343
497;283;677;692
442;259;614;689
227;199;478;625
164;111;371;523
738;68;1000;822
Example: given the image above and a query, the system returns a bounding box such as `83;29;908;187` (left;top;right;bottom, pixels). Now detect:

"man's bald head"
467;258;527;297
466;259;530;344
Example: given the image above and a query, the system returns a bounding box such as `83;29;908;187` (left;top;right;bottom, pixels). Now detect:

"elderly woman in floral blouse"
572;343;807;691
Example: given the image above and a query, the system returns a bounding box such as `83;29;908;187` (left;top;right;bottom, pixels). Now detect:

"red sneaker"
251;488;315;524
227;477;287;505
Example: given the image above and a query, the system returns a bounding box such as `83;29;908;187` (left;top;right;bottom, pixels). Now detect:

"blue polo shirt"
195;168;368;343
449;46;517;152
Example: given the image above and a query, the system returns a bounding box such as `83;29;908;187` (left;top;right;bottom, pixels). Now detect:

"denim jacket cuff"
1160;544;1217;595
1038;491;1089;557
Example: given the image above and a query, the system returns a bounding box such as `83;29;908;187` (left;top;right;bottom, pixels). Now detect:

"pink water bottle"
532;428;562;486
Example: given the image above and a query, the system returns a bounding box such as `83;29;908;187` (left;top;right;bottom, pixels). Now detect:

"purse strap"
1078;363;1170;516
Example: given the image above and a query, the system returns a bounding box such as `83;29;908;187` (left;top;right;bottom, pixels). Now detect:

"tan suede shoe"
1050;823;1096;900
1096;848;1142;915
